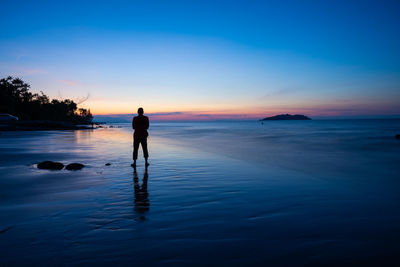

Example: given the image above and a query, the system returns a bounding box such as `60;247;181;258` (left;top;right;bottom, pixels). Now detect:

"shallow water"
1;120;400;265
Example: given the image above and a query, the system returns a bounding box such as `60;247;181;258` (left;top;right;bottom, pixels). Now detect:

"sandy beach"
1;120;400;265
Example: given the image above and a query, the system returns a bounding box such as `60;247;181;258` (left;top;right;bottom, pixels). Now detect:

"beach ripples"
1;120;400;264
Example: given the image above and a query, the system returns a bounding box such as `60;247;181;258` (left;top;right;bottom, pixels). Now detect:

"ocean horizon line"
93;114;400;123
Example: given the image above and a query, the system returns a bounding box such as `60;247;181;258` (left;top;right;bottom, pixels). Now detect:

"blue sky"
1;0;399;118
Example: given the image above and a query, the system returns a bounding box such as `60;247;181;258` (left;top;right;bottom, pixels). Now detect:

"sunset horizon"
1;1;400;265
1;1;399;119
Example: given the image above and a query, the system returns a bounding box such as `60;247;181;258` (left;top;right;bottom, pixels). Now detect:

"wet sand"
1;120;400;265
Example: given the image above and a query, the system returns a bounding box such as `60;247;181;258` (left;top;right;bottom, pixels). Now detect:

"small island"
260;114;311;121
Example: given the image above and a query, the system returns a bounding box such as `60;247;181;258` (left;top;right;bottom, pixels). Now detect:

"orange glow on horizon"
90;101;400;120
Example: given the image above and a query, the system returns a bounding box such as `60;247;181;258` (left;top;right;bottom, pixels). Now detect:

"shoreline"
0;121;102;131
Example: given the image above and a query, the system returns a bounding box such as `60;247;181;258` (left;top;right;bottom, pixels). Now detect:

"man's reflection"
133;167;149;213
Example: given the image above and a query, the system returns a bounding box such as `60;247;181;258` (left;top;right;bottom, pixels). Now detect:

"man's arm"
132;117;135;129
146;116;149;129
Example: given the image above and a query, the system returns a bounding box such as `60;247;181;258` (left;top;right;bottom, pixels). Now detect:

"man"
132;107;149;168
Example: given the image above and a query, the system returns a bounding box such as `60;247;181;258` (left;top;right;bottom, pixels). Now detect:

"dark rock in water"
260;114;311;121
65;163;85;170
396;134;400;140
105;163;111;166
37;161;64;170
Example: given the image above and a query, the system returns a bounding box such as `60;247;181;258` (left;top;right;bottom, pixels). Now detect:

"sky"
1;0;400;120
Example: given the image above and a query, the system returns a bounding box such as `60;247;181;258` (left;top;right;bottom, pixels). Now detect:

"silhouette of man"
132;107;149;168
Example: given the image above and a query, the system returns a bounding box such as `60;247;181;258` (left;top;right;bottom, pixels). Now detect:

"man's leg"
132;137;140;167
141;138;149;166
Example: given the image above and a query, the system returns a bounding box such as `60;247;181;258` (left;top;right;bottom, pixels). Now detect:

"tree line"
0;76;93;124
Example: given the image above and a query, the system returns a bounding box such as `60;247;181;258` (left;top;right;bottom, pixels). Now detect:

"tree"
0;76;93;123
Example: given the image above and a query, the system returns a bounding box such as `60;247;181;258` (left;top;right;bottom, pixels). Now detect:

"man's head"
138;107;144;115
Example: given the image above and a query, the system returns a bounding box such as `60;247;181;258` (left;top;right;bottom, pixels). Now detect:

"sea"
0;119;400;265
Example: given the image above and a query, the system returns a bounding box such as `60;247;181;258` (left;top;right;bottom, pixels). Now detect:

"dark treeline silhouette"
0;76;92;124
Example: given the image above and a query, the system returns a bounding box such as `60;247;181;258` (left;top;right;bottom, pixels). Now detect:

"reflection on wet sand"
133;168;149;214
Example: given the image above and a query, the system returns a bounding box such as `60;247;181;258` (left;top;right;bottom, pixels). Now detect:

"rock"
105;163;111;166
37;161;64;170
396;134;400;140
65;163;85;170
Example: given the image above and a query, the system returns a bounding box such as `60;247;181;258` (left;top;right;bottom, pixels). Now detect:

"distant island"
260;114;311;121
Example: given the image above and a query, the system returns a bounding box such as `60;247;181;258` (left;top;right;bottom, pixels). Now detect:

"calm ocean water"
1;119;400;265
